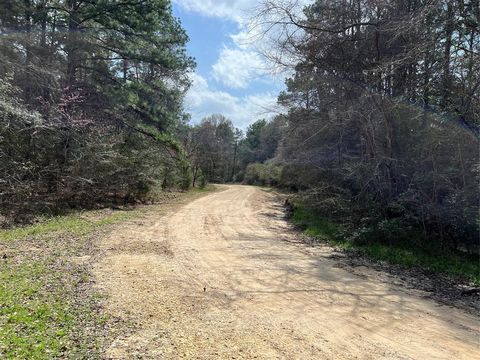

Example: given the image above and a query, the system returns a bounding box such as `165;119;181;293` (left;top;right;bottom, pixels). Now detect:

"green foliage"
245;120;267;149
291;204;480;285
0;262;76;359
179;162;193;191
0;0;195;223
236;116;286;177
292;206;340;241
198;173;207;189
273;76;480;253
243;163;282;186
355;243;480;285
346;218;422;247
278;165;324;191
188;115;239;183
252;0;480;254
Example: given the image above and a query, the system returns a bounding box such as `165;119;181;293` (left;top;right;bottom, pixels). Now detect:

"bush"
0;79;191;224
277;164;331;191
199;175;207;189
243;163;282;186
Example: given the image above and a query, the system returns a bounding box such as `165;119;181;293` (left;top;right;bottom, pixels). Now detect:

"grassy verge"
0;209;139;359
0;186;214;359
0;211;137;242
291;205;480;286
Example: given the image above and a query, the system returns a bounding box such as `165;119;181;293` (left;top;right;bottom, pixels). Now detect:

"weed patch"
291;204;480;286
0;211;140;358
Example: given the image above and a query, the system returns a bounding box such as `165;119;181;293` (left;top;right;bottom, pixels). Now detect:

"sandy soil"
94;185;480;359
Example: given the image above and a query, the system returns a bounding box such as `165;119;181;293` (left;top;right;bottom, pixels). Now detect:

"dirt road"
94;185;479;359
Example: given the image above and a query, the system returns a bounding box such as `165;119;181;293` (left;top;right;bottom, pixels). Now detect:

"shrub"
243;163;282;186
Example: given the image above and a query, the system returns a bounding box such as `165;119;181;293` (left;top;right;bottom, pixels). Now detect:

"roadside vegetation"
0;209;141;359
0;187;214;359
291;204;480;286
0;0;198;226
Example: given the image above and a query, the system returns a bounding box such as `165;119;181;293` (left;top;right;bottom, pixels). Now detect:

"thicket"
0;0;194;224
242;0;480;257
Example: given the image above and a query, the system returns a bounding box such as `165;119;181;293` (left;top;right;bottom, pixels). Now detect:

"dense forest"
1;0;479;253
0;0;194;223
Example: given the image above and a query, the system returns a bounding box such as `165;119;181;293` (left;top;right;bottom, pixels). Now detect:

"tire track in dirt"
94;185;480;359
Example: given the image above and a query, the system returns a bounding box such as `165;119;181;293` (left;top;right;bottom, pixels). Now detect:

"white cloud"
212;47;266;89
230;29;257;49
175;1;306;126
174;0;312;25
185;73;280;129
173;0;258;24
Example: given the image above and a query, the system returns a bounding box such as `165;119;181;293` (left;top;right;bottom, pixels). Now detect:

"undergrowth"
292;205;480;286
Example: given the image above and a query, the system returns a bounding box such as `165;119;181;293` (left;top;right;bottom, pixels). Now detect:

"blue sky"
172;0;285;129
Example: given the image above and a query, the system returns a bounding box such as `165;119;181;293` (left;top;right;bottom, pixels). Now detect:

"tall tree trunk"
66;0;79;87
231;141;238;182
23;0;32;103
440;1;454;109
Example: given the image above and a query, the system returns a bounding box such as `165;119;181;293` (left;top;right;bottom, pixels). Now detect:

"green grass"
0;210;138;242
292;205;480;286
0;210;132;359
355;243;480;283
0;211;141;359
292;206;339;241
0;263;74;359
0;186;215;359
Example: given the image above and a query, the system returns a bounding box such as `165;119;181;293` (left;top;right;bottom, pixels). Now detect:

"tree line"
1;0;479;255
190;0;480;254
